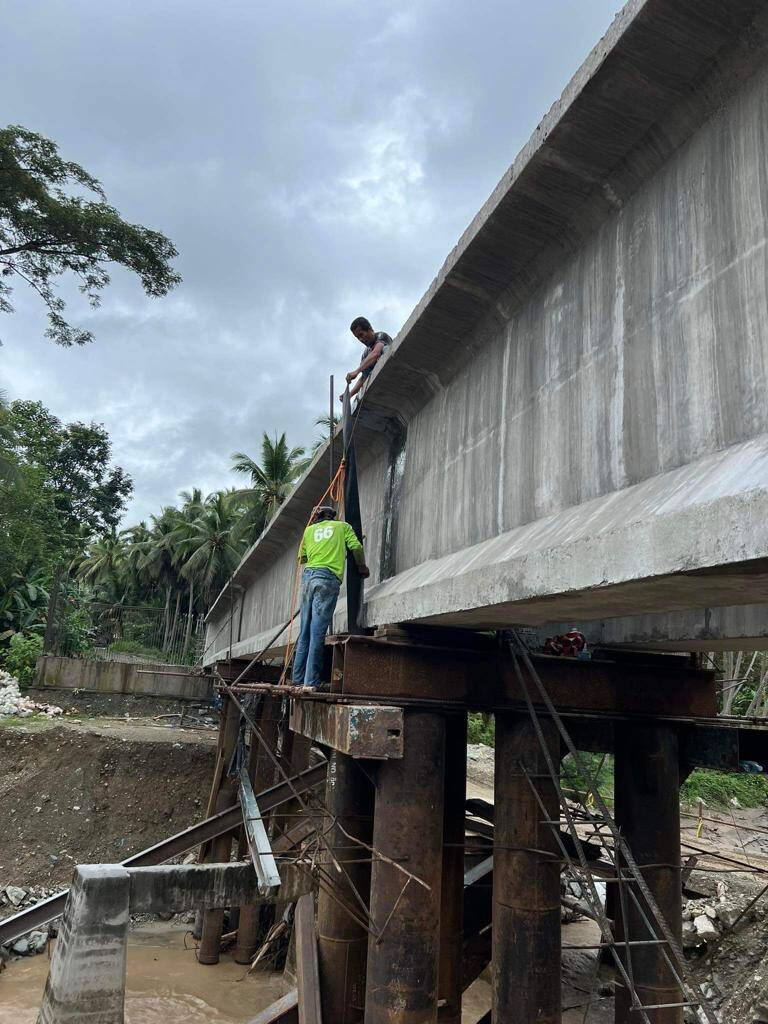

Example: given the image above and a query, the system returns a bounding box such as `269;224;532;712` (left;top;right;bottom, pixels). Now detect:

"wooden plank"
295;892;323;1024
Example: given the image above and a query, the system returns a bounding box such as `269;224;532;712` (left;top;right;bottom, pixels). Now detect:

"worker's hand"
358;564;370;579
346;369;359;384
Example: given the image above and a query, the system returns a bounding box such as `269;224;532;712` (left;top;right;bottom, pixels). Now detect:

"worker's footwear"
302;683;329;694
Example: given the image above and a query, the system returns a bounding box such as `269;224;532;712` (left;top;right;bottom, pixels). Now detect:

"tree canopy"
0;125;181;346
5;399;132;535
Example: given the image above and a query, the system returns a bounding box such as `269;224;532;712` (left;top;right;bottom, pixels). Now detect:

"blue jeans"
292;568;341;687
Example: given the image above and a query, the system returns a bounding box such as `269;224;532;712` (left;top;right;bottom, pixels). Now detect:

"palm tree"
174;491;244;608
231;432;307;525
140;508;184;648
170;489;206;657
77;530;127;590
312;413;340;453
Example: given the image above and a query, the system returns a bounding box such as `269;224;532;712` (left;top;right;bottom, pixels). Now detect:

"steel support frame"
334;636;716;718
317;749;375;1024
493;712;561;1024
614;724;683;1024
290;700;404;760
365;711;446;1024
439;713;467;1024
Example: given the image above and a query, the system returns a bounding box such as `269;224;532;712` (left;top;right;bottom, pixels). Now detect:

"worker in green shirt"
291;505;369;691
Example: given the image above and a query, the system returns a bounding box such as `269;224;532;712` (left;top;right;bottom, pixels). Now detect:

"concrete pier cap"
38;865;130;1024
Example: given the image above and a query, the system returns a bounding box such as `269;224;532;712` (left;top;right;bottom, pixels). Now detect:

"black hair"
350;316;372;334
315;506;337;521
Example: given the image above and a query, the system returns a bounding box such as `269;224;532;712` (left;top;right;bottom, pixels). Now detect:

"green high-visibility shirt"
299;520;363;581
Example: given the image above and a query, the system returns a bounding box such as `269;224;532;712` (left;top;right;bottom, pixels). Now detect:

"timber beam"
289;700;403;759
330;635;716;718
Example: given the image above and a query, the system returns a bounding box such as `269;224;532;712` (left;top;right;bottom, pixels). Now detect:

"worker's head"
313;505;337;523
350;316;375;345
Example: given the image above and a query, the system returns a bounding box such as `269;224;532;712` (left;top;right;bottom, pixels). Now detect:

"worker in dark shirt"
343;316;393;399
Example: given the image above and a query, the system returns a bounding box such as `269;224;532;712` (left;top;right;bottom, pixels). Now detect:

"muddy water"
0;926;288;1024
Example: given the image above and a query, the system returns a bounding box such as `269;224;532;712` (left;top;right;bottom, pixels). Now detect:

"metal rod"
330;374;335;490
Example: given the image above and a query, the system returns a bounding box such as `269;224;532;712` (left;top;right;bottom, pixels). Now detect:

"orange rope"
278;457;347;684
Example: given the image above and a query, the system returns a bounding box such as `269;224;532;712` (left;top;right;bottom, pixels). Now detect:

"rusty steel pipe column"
493;712;561;1024
234;697;282;965
317;750;375;1024
614;724;682;1024
365;711;446;1024
198;691;241;965
438;713;466;1024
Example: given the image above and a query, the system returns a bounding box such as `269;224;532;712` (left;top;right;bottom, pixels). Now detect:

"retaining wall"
35;656;213;701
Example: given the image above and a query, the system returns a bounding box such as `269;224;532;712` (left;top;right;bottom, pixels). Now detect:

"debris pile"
0;671;63;717
0;884;60;963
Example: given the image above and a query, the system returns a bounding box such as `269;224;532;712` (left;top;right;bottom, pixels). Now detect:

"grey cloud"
1;0;619;523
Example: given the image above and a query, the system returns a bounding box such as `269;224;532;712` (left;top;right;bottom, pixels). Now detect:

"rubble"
0;670;63;718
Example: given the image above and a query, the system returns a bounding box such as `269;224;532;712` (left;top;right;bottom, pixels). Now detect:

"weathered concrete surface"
128;863;259;914
36;655;212;701
37;864;260;1024
206;0;768;661
38;865;130;1024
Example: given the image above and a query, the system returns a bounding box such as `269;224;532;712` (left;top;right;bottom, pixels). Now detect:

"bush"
468;713;495;746
1;632;43;687
681;769;768;809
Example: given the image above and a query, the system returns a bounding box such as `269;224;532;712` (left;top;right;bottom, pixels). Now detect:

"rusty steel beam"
365;711;445;1024
438;713;466;1024
614;724;683;1024
334;636;716;718
290;700;403;759
317;751;374;1024
493;713;561;1024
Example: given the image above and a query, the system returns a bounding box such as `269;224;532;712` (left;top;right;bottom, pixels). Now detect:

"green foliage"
5;400;132;534
232;432;308;528
681;769;768;809
0;125;180;347
561;752;614;802
1;632;43;686
467;712;495;746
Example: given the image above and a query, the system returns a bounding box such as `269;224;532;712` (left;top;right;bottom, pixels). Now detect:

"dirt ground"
0;716;215;900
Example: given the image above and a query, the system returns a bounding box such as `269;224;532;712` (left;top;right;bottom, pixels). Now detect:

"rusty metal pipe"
438;713;466;1024
199;692;241;965
235;705;279;965
493;712;561;1023
614;724;682;1024
317;750;375;1023
365;711;445;1024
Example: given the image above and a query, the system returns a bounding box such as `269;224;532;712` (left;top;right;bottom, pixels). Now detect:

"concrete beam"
289;699;403;759
128;863;259;916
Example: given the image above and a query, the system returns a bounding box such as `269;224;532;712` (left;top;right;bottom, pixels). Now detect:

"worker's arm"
345;340;384;384
298;533;308;564
342;523;370;578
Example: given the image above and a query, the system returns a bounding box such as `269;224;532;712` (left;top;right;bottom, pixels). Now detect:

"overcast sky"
2;0;619;525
